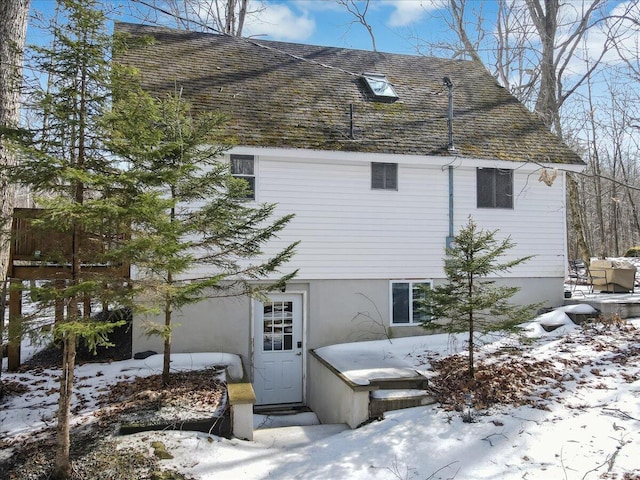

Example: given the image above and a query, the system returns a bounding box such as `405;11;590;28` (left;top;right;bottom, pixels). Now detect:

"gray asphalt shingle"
115;22;583;165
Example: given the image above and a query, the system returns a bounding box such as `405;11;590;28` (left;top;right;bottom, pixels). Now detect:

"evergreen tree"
105;86;298;386
6;1;140;477
421;217;536;378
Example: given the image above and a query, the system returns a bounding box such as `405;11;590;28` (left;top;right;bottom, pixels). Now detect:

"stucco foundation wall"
131;295;253;364
132;276;563;360
306;279;390;349
308;354;369;428
498;276;564;309
305;277;564;348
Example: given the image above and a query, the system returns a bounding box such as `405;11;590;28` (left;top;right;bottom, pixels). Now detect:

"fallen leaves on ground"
428;322;640;413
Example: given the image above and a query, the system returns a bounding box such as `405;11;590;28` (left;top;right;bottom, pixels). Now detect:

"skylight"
362;73;398;101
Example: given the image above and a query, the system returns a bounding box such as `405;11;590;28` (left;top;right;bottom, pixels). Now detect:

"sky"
26;0;450;55
26;0;640;81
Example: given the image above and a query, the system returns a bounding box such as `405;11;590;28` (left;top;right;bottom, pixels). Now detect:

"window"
372;162;397;190
362;73;399;101
230;154;255;199
262;301;294;352
391;281;431;325
477;168;513;208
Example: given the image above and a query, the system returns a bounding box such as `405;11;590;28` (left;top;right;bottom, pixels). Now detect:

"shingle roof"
114;22;583;165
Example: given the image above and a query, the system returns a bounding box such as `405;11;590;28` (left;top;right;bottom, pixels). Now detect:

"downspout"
443;77;456;249
447;165;454;249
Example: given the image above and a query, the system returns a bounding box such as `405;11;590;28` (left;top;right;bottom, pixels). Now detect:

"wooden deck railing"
8;208;130;279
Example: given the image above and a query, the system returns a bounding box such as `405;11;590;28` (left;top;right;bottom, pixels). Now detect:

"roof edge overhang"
228;146;586;172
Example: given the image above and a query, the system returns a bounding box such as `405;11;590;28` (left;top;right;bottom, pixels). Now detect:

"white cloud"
382;0;439;28
559;0;640;75
243;2;316;41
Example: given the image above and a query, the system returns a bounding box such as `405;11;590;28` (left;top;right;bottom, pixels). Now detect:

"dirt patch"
429;355;568;411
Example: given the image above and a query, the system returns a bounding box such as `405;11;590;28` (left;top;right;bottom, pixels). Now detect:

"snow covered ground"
2;305;640;479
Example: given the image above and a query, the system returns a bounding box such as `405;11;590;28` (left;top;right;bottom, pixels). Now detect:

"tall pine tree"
7;1;142;477
105;85;298;386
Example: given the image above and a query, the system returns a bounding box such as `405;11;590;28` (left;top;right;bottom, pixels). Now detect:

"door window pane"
262;301;294;352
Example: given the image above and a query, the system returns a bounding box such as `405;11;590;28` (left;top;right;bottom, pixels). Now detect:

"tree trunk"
162;196;177;386
163;300;172;386
526;0;591;263
467;273;474;378
611;151;620;255
619;160;640;246
0;0;30;285
528;0;560;131
450;0;485;65
53;329;76;480
567;173;591;265
586;76;606;257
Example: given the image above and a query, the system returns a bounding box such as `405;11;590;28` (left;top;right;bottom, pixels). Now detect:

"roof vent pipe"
443;76;456;152
349;103;354;139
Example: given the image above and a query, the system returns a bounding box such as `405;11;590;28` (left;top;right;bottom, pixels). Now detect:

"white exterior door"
253;294;304;405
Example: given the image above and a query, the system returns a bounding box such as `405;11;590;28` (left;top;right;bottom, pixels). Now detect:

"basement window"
362;73;398;101
391;280;432;325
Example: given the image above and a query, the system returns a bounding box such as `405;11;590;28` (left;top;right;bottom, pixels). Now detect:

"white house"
115;23;584;409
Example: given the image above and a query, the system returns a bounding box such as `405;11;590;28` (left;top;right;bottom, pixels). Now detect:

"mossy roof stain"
114;22;583;166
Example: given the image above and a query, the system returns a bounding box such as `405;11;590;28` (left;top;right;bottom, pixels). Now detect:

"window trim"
390;280;432;326
230;154;257;200
476;167;513;209
371;162;398;191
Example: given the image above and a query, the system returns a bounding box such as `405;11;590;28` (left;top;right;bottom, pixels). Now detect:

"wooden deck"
4;208;131;371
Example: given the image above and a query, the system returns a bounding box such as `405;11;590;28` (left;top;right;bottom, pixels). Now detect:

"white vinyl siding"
257;157;449;279
189;150;567;281
456;165;566;278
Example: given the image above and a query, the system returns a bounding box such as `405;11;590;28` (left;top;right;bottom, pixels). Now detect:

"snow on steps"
369;389;437;419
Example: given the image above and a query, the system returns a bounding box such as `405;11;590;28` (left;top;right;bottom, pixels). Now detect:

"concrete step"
369;389;437;418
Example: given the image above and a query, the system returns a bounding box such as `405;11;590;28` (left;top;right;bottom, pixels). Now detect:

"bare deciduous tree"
338;0;377;51
128;0;263;35
0;1;30;397
417;0;632;264
0;0;30;286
